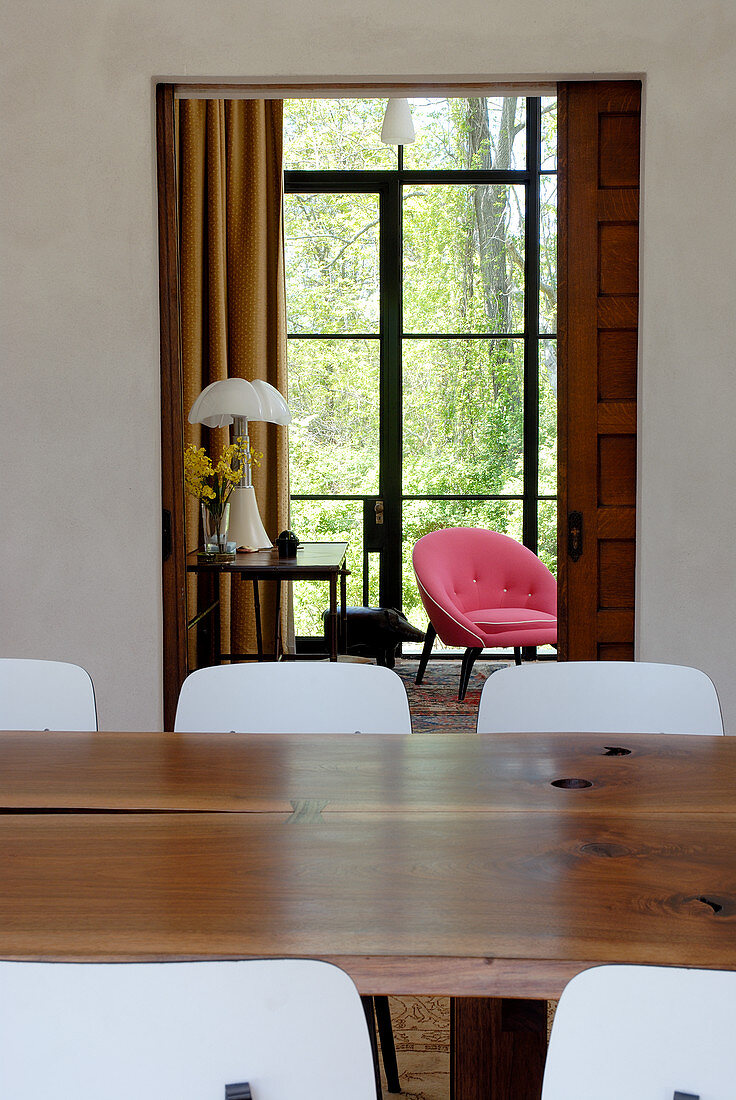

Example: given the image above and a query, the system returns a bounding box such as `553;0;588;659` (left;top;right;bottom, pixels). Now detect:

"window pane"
540;174;557;334
283;99;397;171
284;192;380;334
541;96;557;170
537;499;557;577
403;184;525;334
402;499;523;632
289;501;367;636
539;339;557;495
288;339;379;495
403;339;524;495
403;97;526;170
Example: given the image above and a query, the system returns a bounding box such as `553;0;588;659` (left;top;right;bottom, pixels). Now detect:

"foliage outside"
283;97;557;637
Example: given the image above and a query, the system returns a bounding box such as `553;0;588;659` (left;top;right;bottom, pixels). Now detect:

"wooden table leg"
451;997;547;1100
251;579;263;661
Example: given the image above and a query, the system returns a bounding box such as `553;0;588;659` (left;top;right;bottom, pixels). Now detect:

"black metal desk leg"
328;574;338;661
340;565;348;654
273;579;282;661
251;579;263;661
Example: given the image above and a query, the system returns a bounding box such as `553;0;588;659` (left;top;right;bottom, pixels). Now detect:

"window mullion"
523;97;542;555
380;180;403;609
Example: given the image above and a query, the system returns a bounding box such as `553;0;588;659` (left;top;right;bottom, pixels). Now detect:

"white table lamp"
188;378;291;550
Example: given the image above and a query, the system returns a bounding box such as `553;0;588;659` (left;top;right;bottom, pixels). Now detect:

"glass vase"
201;502;231;555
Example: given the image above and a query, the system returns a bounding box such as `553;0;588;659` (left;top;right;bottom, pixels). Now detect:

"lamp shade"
188;378;291;427
380;99;416;145
250;379;292;425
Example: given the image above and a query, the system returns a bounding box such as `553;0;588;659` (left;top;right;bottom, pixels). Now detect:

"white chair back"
0;958;375;1100
0;658;97;731
542;964;736;1099
477;661;723;735
175;661;412;734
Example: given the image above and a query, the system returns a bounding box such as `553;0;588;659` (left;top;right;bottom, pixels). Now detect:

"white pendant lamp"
188;378;291;550
380;98;416;146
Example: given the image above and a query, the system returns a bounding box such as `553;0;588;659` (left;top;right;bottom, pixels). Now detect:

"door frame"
155;78;638;728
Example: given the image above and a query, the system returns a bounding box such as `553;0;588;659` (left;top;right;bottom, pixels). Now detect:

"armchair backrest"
542;965;736;1099
477;660;724;735
413;528;556;645
175;661;412;733
0;658;97;731
0;959;376;1100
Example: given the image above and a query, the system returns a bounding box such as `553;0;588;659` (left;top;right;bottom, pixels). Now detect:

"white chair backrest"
0;958;375;1100
174;661;412;734
477;661;723;735
0;658;97;731
542;964;736;1100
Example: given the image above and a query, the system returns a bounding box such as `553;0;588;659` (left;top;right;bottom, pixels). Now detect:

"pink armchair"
412;527;557;700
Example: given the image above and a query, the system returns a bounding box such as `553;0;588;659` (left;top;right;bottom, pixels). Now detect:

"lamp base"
228;485;271;550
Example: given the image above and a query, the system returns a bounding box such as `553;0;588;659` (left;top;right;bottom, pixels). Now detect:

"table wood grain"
1;811;734;994
1;731;734;814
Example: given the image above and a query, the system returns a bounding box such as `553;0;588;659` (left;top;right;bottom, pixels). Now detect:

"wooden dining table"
1;730;735;1100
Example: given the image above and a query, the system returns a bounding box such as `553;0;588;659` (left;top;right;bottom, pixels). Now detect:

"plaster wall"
1;0;735;730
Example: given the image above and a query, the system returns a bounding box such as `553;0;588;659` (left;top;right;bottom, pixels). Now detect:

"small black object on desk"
275;529;299;558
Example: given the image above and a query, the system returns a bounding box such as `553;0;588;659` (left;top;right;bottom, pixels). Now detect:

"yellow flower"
183;441;246;511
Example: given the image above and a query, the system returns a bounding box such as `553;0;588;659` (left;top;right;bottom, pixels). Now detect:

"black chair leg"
415;623;436;685
374;995;401;1093
514;646;522;666
458;647;483;700
361;995;383;1099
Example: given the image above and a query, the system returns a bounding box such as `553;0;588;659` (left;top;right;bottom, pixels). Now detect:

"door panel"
558;81;641;661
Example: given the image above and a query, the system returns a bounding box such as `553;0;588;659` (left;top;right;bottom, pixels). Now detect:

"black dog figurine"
323;605;425;668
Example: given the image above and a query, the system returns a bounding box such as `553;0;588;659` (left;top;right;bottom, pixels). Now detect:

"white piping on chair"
474;616;557;629
415;577;486;647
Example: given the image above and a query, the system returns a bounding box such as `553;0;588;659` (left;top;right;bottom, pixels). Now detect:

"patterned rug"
380;995;450;1100
393;656;510;733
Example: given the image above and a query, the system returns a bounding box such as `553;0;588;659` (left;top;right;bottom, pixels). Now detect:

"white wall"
1;0;735;731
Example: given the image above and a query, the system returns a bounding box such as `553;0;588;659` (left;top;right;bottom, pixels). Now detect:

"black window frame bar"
284;97;556;656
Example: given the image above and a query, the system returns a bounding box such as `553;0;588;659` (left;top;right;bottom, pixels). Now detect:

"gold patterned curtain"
177;98;291;660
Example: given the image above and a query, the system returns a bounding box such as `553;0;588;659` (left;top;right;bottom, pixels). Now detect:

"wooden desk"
1;732;734;1100
187;541;348;661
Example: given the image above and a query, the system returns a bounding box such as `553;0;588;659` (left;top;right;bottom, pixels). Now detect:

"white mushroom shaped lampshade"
188;378;263;428
250;379;292;425
187;378;291;550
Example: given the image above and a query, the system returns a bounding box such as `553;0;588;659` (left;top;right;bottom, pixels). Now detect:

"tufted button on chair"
412;528;557;700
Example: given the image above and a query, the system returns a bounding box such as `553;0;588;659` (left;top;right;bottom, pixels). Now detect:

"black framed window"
283;96;556;651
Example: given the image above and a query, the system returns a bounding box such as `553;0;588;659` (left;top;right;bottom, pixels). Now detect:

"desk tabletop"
1;730;734;814
186;541;348;575
1;809;734;996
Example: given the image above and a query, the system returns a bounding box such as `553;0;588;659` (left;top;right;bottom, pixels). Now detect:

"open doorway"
157;81;641;727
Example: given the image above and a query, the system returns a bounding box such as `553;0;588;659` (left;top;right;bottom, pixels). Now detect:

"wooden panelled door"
558;81;641;661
